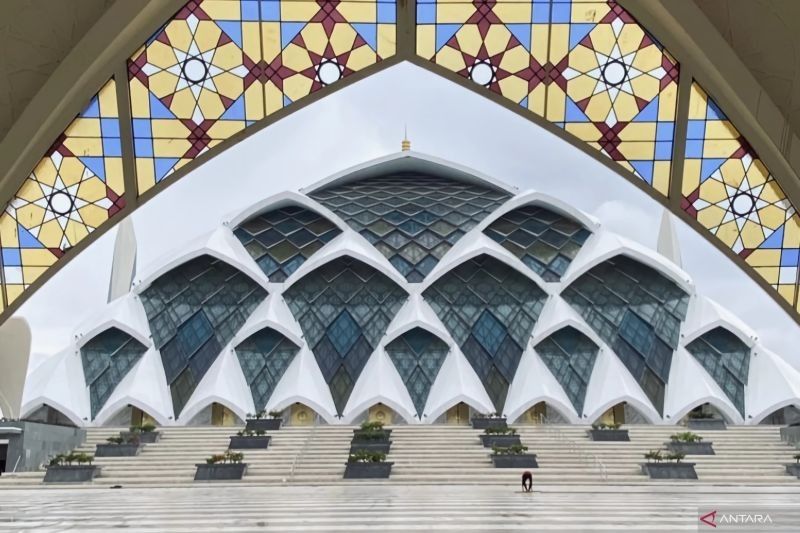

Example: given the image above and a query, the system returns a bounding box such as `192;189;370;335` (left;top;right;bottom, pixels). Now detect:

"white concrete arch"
19;400;85;428
300;151;518;197
474;189;600;235
20;348;89;426
530;296;605;349
380;293;455;352
561;231;695;297
281;231;409;291
423;346;494;422
265;346;338;423
343;348;418;424
746;347;800;424
74;293;152;350
225;190;350;234
681;295;757;348
583;395;660;426
231;292;305;349
750;398;800;425
669;396;742;425
133;226;270;294
420;232;554;295
93;398;171;427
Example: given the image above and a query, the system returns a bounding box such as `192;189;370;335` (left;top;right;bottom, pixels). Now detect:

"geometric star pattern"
0;79;125;307
681;83;800;308
129;0;397;192
234;327;300;412
417;0;679;195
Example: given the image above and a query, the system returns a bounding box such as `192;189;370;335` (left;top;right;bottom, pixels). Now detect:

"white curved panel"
382;293;453;351
746;347;800;424
682;295;757;347
266;345;337;423
74;293;152;350
232;292;304;348
504;345;580;423
475;189;600;234
424;346;494;422
226;190;349;233
343;349;417;424
530;296;604;349
20;348;88;426
663;346;743;424
178;344;253;423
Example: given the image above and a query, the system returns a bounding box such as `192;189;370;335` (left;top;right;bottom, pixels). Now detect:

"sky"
15;62;800;370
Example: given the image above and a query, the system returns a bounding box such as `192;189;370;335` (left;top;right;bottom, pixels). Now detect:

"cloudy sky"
16;62;800;370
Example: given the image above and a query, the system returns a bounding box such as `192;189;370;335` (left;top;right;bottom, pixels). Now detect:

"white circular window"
317;61;342;85
470;62;494;86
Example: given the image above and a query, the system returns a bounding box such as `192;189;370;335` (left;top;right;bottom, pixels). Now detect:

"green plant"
236;429;257;437
644;450;663;463
591;423;621;430
793;453;800;464
129;423;157;433
268;410;282;419
688;411;714;419
205;451;245;465
248;409;267;420
347;450;387;463
359;421;384;432
48;453;67;467
484;426;517;435
665;451;686;463
491;444;528;456
353;429;388;441
255;429;266;437
106;436;124;444
670;432;703;443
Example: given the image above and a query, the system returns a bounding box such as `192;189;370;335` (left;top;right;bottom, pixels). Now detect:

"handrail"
287;418;318;483
538;413;608;481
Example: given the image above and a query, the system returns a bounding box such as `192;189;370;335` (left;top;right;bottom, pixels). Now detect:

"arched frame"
0;0;799;325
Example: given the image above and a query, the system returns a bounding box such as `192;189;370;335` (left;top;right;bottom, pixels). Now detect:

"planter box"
785;464;800;478
352;429;392;440
780;426;800;445
480;434;521;448
588;429;630;441
471;417;508;430
228;436;271;450
343;462;393;479
95;443;141;457
121;431;160;444
666;441;715;455
641;462;697;479
245;418;281;432
349;441;391;454
687;419;727;430
491;454;538;468
44;465;101;483
194;463;247;481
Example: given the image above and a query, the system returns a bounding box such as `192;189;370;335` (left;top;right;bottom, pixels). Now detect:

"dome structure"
19;152;800;426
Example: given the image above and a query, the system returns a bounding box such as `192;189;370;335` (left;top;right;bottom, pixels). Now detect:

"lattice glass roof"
233;205;340;282
235;327;300;412
80;327;147;420
310;173;511;282
283;256;407;414
562;255;690;415
423;254;547;412
140;255;266;417
685;327;750;416
535;326;599;415
484;205;590;281
385;328;449;418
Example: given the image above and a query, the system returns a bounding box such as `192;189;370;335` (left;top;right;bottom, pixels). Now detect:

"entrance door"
523;402;548;424
445;402;470;425
131;406;157;427
211;403;237;426
368;404;393;425
290;404;314;426
0;443;6;474
599;404;625;425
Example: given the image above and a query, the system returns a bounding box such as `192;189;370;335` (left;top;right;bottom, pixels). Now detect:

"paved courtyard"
0;484;798;532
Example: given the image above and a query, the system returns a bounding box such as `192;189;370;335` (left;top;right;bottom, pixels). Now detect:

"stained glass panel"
681;83;800;308
416;0;678;195
1;79;125;307
130;0;397;192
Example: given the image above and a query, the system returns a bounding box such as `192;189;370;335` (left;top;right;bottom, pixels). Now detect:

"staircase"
0;424;796;488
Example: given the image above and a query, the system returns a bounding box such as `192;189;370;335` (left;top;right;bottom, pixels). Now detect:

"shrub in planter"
344;450;393;479
353;421;391;441
245;409;282;431
588;423;630;441
44;452;101;483
471;412;508;430
229;429;271;450
641;449;697;479
95;435;142;457
785;453;800;478
687;412;727;430
667;432;714;455
490;444;538;468
122;423;160;443
480;427;521;448
195;450;247;480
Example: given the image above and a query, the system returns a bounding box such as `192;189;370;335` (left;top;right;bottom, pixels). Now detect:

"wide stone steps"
1;424;797;488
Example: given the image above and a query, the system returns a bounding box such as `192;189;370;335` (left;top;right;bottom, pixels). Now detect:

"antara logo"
699;509;774;527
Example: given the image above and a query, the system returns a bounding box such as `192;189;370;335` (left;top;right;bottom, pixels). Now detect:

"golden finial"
401;125;411;151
